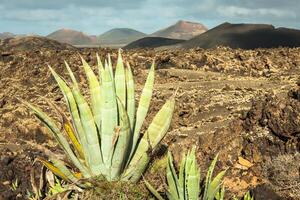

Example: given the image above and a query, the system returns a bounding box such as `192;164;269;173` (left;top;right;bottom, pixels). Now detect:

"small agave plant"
145;147;226;200
24;50;175;185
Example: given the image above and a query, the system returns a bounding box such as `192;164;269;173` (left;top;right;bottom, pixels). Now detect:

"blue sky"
0;0;299;35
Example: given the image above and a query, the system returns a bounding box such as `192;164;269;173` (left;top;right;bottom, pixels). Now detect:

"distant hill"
124;37;185;49
97;28;146;45
151;20;207;40
0;36;76;51
0;32;15;40
180;22;300;49
47;29;95;45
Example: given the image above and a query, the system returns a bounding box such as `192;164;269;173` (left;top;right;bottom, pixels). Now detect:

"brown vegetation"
0;37;300;199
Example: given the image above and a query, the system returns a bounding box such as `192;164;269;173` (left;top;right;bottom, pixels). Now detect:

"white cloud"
217;5;297;19
0;0;299;35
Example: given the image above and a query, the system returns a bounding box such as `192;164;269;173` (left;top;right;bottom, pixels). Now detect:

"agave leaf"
49;67;89;162
71;86;102;175
144;179;165;200
63;122;84;159
96;53;104;83
64;61;79;89
167;192;178;200
24;102;90;177
123;96;175;182
37;158;69;181
41;96;85;161
110;98;131;180
125;62;135;131
114;49;126;107
203;154;219;200
206;170;226;200
215;186;225;200
100;67;118;167
129;61;155;159
104;59;108;70
144;96;175;148
81;56;102;131
166;152;179;200
243;191;253;200
186;148;200;200
50;158;79;183
178;153;186;200
107;53;114;81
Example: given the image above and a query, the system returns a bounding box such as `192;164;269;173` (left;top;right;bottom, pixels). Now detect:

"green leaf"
125;62;135;131
128;61;155;160
203;154;219;200
243;191;253;200
206;170;226;200
24;102;90;178
81;56;102;131
110;98;131;180
215;186;225;200
186;147;200;200
144;179;165;200
178;153;186;200
96;53;104;83
49;66;89;164
115;49;126;107
166;152;179;200
100;67;118;169
107;53;114;81
64;61;79;89
71;86;102;175
122;96;175;182
50;158;79;183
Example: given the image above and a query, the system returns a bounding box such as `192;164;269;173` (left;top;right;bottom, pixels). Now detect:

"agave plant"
24;50;175;185
242;192;254;200
145;148;226;200
232;191;253;200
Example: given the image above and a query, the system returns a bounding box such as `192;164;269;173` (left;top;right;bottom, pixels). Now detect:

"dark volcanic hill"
97;28;146;45
124;37;185;49
0;36;76;51
180;22;300;49
151;20;207;40
47;29;95;45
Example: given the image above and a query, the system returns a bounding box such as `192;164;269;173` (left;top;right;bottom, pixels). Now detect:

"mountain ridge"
151;20;207;40
46;29;95;45
97;28;147;45
180;22;300;49
124;37;185;49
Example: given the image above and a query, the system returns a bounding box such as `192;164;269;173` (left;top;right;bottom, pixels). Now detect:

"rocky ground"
0;38;300;199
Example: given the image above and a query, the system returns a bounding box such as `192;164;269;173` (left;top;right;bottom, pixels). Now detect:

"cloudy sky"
0;0;299;35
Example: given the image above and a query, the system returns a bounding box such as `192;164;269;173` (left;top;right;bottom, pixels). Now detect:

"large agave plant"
25;50;175;184
145;148;226;200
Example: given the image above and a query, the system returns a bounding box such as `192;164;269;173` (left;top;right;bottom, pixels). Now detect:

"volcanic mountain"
47;29;95;45
124;37;185;49
97;28;146;46
151;20;207;40
0;36;76;51
180;22;300;49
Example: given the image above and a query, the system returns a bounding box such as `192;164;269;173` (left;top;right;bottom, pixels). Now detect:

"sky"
0;0;299;35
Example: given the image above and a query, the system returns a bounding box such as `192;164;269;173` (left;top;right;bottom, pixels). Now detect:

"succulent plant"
24;49;175;185
242;192;254;200
145;148;226;200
